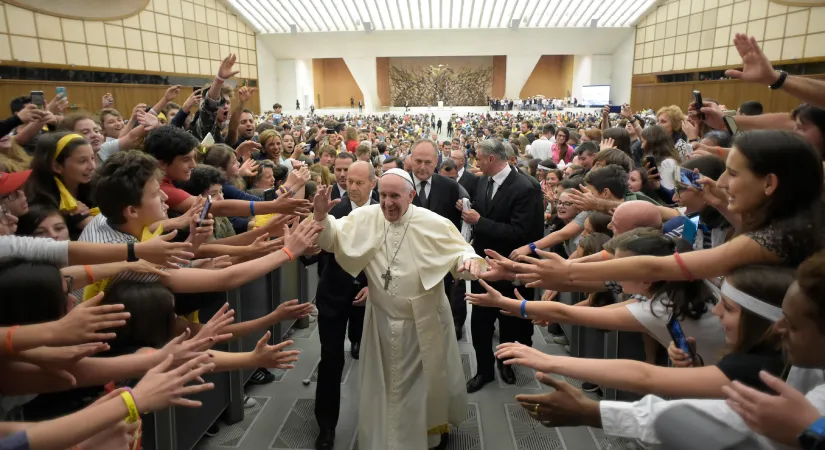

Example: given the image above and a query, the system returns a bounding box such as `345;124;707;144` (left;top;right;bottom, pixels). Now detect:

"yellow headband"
54;133;85;160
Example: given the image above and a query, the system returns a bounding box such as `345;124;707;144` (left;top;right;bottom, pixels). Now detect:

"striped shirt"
77;215;165;285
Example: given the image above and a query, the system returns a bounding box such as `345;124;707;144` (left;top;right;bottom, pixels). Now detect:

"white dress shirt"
414;175;433;199
336;183;346;198
488;164;511;199
457;167;465;180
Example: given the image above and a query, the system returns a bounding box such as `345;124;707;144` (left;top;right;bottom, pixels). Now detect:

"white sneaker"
243;396;259;408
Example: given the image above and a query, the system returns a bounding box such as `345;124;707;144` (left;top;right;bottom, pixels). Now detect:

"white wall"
259;28;633;59
571;55;592;101
274;59;297;111
343;57;378;112
610;31;635;105
256;38;278;112
294;59;314;109
504;55;541;99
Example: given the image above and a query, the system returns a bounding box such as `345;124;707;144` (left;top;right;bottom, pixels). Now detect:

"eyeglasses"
558;201;575;208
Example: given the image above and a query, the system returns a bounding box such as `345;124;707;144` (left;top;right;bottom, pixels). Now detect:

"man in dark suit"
330;152;355;202
451;149;480;202
408;139;466;339
409;139;462;229
457;139;544;393
312;161;377;450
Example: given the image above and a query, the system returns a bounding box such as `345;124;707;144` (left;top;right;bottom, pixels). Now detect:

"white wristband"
215;74;226;82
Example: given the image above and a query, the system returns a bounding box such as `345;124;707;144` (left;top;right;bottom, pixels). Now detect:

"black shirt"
715;345;785;393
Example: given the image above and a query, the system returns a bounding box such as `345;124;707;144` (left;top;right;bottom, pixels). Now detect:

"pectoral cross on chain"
381;268;393;290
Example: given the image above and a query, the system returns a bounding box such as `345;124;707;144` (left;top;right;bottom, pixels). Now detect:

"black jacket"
458;169;480;202
411;172;462;229
302;196;377;318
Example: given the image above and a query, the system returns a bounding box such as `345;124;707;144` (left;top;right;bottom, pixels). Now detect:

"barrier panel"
144;261;316;450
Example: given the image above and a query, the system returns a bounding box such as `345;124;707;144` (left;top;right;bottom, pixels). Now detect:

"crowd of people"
1;32;825;450
487;96;572;111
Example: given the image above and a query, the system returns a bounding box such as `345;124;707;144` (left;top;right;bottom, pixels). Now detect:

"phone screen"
263;188;277;201
667;315;697;361
56;86;67;101
679;167;702;190
198;195;212;226
30;91;46;109
609;105;622;114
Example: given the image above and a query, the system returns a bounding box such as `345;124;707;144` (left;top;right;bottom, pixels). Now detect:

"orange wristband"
84;265;94;282
5;325;19;355
282;248;295;261
717;146;723;158
601;250;610;261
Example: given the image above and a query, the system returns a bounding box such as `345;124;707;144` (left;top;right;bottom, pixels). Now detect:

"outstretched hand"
516;372;601;428
726;34;778;85
312;185;341;222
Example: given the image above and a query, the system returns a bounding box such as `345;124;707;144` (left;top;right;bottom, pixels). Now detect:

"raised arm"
496;344;729;398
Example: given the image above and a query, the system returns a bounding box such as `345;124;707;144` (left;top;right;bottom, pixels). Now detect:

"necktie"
486;179;495;203
419;180;429;208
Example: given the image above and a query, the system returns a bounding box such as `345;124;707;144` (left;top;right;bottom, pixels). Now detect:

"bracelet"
84;265;94;282
120;391;140;424
250;201;256;216
716;146;724;158
215;74;226;82
4;325;19;355
123;387;141;413
520;299;528;319
126;242;138;262
282;247;295;261
601;250;610;261
673;252;695;280
528;243;537;255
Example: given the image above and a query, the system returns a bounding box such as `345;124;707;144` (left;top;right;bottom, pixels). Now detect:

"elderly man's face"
378;175;415;223
410;143;437;181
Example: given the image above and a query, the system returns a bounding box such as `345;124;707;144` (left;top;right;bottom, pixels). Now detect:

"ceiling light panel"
246;0;642;33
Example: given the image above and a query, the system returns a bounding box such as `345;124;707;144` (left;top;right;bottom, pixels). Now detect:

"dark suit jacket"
331;183;378;202
458;169;480;202
472;166;544;261
303;195;376;318
411;172;462;229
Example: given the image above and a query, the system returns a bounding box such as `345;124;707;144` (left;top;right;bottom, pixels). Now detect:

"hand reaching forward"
723;371;821;446
252;332;300;370
54;292;131;345
516;373;602;428
465;279;508;308
157;328;230;367
512;249;572;287
478;249;518;282
495;342;557;373
283;217;322;257
134;230;195;268
275;299;315;320
196;303;235;341
238;158;260;177
132;353;216;411
217;53;240;81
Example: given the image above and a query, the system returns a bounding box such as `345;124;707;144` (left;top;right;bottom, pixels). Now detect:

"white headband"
537;164;553;171
382;168;415;189
721;280;783;322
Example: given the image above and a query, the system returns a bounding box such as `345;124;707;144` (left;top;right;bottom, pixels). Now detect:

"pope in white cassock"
311;168;486;450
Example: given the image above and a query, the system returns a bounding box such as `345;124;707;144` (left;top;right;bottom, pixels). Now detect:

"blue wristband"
528;242;537;254
520;299;528;318
250;201;255;216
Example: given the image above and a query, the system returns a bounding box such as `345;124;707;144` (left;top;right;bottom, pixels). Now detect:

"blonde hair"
309;163;335;186
0;137;32;172
656;105;687;134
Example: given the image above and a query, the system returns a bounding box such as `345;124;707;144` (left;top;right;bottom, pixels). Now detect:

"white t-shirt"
529;138;553;161
625;291;727;365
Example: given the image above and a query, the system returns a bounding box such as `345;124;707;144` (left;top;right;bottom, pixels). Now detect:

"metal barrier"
144;260;316;450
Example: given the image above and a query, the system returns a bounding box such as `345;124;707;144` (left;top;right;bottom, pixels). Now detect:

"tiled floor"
195;309;636;450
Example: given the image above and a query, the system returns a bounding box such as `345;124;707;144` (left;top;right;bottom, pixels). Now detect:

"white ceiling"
227;0;657;34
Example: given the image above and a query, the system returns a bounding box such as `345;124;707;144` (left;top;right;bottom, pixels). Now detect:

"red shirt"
346;139;358;154
160;177;191;209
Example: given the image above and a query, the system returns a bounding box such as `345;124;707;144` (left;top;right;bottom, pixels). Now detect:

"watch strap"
769;70;788;90
127;241;139;262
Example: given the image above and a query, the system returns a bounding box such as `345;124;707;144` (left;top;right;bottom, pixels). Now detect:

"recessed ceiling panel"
230;0;656;33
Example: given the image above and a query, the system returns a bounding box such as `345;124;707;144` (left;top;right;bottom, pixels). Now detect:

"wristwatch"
769;70;788;90
799;417;825;450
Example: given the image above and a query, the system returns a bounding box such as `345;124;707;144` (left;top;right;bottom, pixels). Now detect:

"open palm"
726;34;776;85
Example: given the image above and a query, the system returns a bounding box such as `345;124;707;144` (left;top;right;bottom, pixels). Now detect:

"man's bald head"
346;161;376;206
609;201;662;235
349;160;375;182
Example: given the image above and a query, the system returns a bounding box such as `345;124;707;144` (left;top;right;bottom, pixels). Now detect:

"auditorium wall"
633;0;825;75
388;56;493;106
519;55;574;99
312;58;363;108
